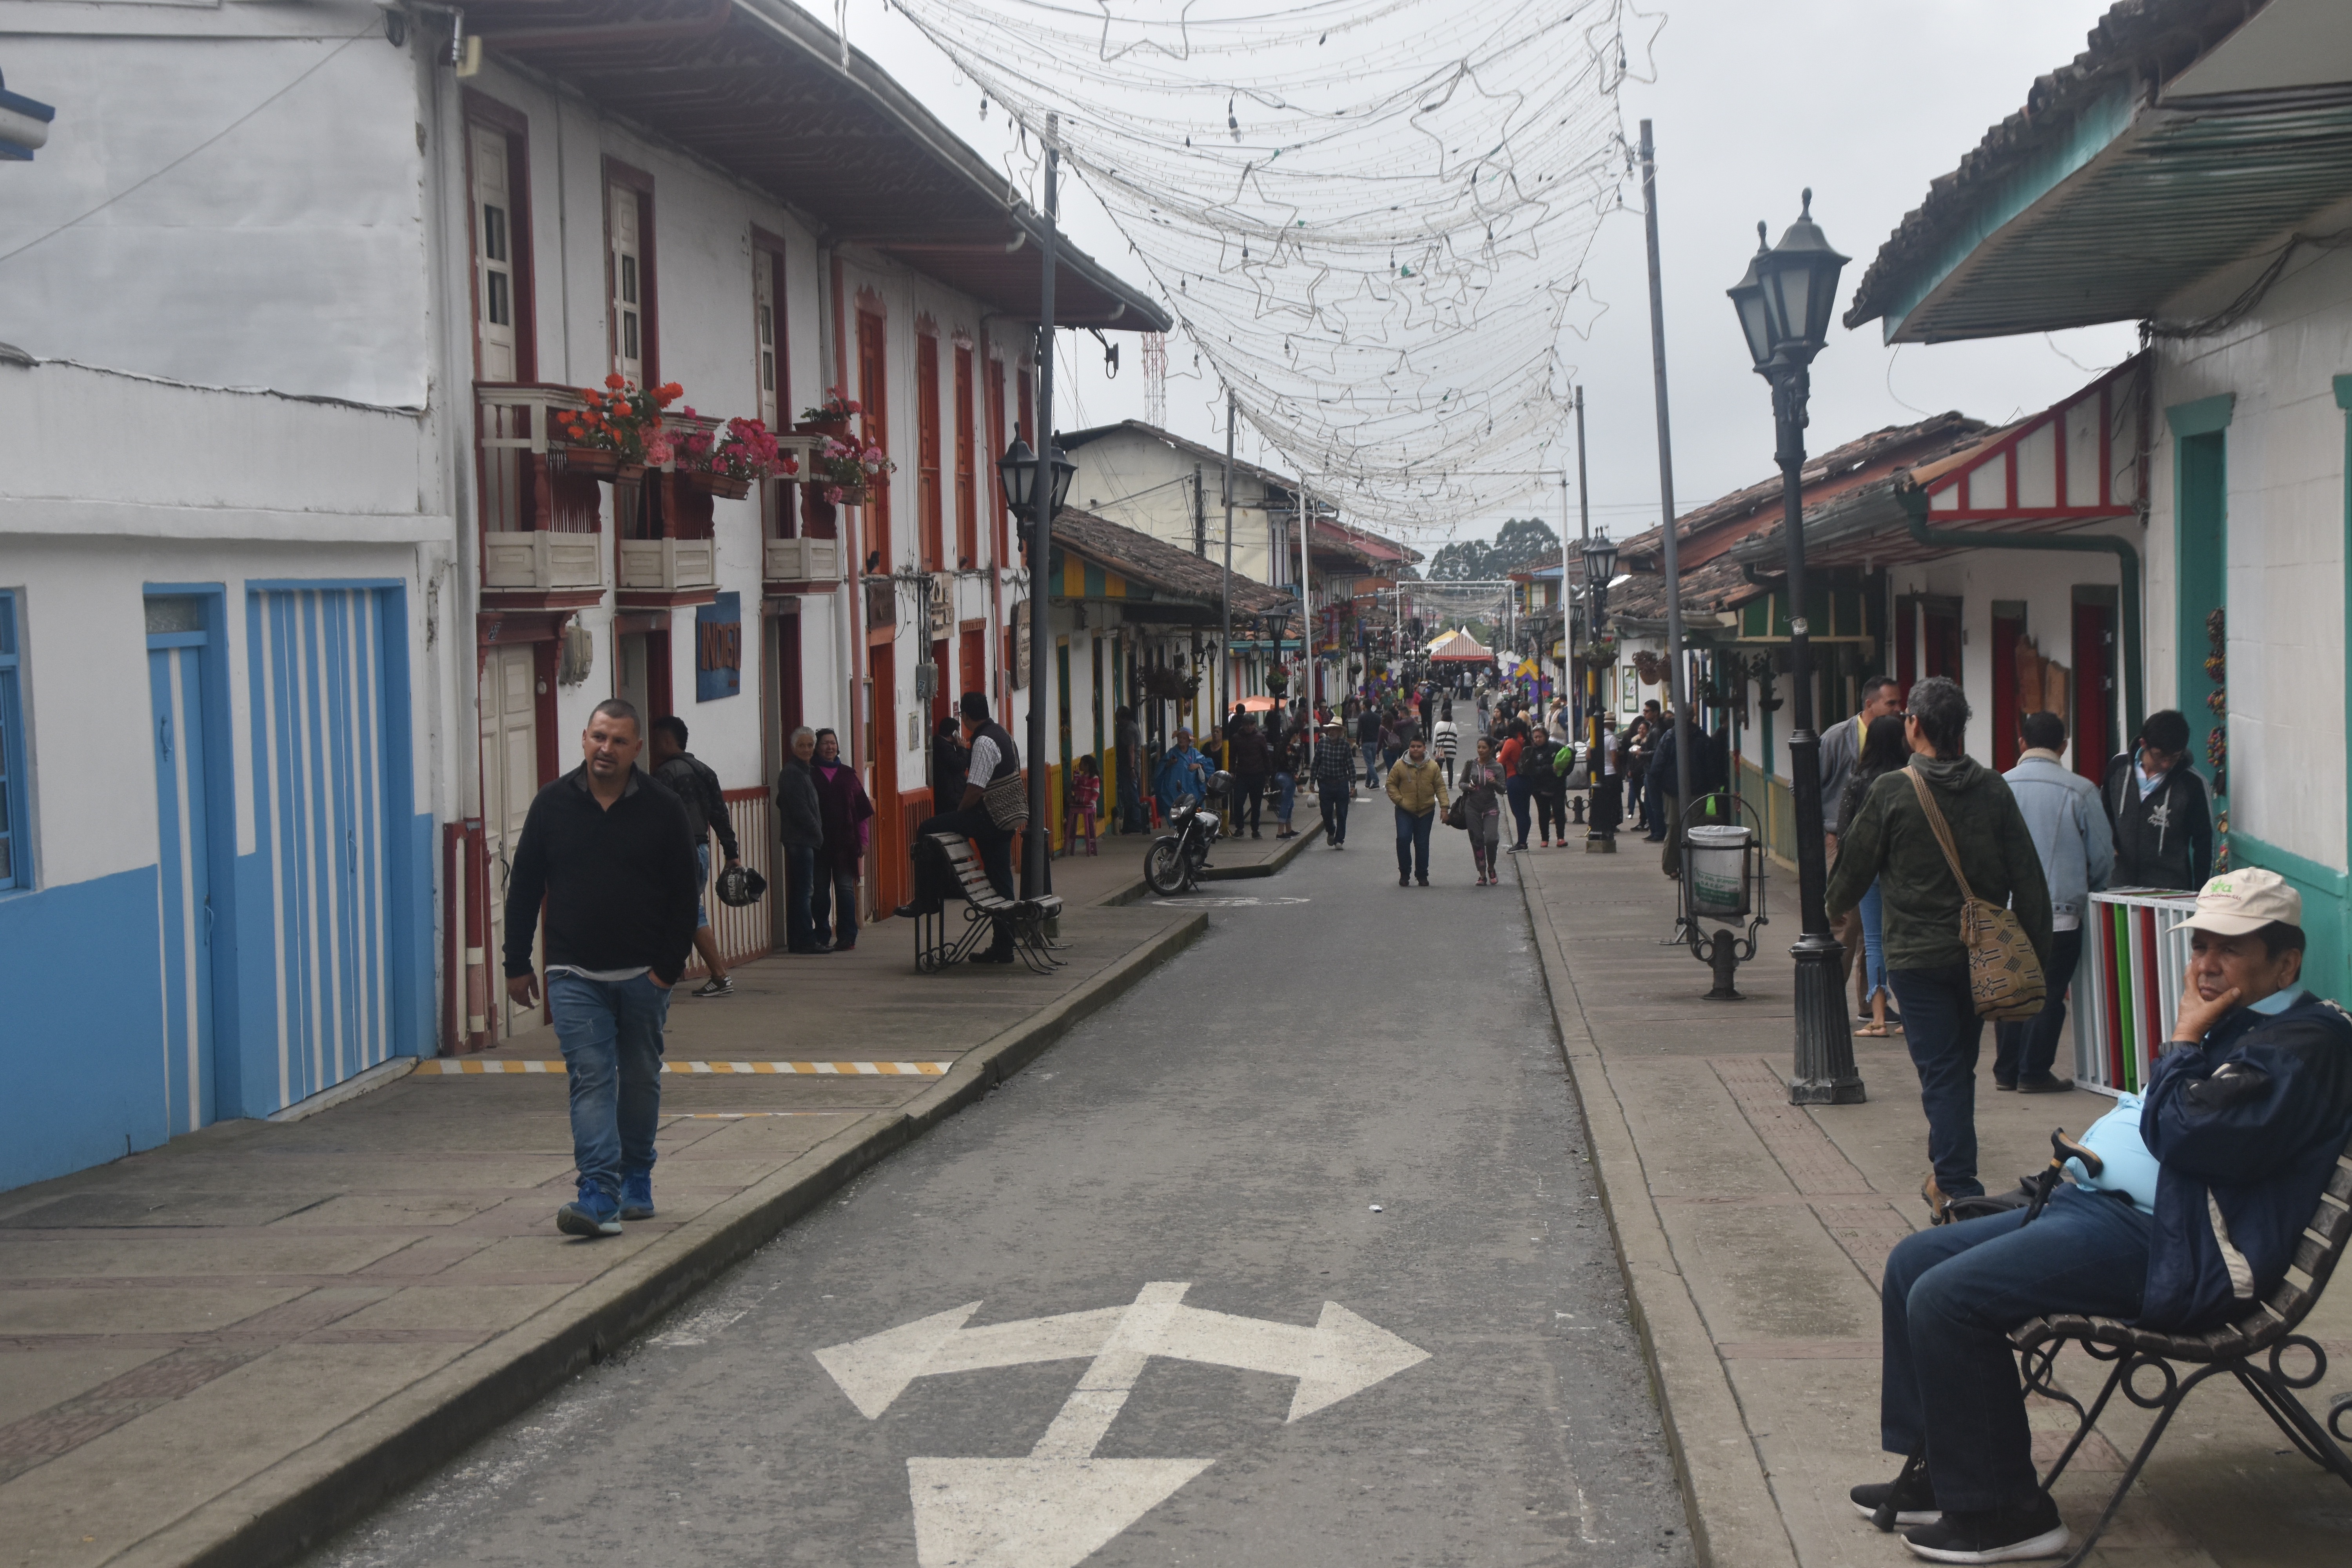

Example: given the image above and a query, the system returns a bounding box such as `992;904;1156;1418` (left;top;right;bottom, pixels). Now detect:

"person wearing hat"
1310;717;1356;848
1852;866;2352;1564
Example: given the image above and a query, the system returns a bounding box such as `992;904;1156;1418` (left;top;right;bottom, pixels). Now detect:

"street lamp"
1727;189;1863;1107
996;437;1076;533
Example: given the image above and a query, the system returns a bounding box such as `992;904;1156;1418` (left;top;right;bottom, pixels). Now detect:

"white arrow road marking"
816;1283;1430;1568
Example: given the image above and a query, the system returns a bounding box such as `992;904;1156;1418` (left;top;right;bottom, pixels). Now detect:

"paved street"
302;836;1693;1568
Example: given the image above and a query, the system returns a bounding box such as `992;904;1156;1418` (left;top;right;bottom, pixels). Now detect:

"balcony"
483;531;604;592
619;537;717;594
763;535;841;586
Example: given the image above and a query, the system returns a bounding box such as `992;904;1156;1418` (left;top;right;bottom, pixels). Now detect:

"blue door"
147;601;217;1134
251;588;399;1106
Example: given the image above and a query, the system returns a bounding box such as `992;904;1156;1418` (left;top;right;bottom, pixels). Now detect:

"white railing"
483;531;604;591
764;535;842;583
684;789;775;976
618;537;717;592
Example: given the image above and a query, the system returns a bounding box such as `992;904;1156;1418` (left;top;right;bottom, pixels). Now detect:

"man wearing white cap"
1851;867;2352;1564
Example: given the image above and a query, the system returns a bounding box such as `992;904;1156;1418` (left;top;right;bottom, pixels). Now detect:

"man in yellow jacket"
1386;736;1450;887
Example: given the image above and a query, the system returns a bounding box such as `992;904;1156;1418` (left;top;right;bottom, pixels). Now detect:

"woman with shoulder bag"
1455;735;1507;886
1825;677;2053;1225
1838;713;1910;1038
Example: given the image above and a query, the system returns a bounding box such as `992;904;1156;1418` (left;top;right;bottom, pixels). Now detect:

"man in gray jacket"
775;726;828;954
1995;711;2114;1091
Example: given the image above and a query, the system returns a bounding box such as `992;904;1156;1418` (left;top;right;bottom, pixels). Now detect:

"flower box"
687;470;753;500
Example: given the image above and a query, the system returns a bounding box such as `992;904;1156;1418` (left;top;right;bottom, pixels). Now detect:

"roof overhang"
1731;357;2148;568
468;0;1169;330
1848;0;2352;343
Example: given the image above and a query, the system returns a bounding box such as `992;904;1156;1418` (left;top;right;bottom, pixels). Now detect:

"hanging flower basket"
827;482;870;508
558;374;684;467
796;388;862;443
557;446;624;480
688;470;753;500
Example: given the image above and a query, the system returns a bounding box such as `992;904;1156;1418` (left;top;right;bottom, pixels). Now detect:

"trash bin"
1686;824;1751;919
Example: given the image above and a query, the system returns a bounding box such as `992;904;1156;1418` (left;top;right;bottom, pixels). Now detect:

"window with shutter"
954;345;976;568
917;332;942;572
610;183;644;385
472;126;517;381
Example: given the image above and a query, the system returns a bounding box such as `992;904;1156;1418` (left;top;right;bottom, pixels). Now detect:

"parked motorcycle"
1143;771;1232;895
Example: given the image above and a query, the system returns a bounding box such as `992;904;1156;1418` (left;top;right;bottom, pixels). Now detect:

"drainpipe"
1894;485;2143;736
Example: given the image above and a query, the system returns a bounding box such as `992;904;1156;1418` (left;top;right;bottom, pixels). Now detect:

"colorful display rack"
2073;888;2201;1096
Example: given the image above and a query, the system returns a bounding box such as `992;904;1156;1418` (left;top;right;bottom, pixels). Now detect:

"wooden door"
1990;612;2024;770
470;126;518;381
869;641;903;912
147;617;218;1134
2073;599;2115;783
481;646;545;1040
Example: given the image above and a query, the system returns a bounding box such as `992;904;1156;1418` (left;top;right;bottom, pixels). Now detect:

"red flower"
605;373;627;390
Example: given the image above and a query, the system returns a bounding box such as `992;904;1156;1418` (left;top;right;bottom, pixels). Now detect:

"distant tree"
1425;518;1560;582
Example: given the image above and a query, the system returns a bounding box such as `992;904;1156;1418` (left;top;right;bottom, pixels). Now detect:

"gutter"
1894;486;2143;735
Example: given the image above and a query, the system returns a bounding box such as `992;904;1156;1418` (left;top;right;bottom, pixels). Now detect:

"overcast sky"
797;0;2140;550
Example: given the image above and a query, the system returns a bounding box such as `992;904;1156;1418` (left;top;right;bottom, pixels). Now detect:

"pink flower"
644;434;674;465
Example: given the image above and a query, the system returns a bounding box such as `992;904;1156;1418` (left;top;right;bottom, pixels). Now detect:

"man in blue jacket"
1854;868;2352;1563
1995;711;2115;1092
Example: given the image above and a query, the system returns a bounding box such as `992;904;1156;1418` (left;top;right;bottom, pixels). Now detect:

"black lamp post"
1579;530;1618;847
1727;190;1864;1106
996;432;1074;899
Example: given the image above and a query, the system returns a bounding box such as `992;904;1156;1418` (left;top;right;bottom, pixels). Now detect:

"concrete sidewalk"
1517;842;2352;1567
0;827;1313;1568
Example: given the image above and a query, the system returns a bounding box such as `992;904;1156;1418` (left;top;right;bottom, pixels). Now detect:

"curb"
115;907;1209;1568
1198;821;1323;880
1515;862;1800;1568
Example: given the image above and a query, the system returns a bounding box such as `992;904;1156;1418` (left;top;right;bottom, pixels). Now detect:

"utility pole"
1022;114;1059;900
1221;390;1236;721
1639;120;1693;835
1574;385;1592;743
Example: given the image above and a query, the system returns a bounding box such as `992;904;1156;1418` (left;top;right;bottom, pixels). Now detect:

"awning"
1730;356;2147;570
1848;1;2352;342
1427;628;1493;662
467;0;1169;330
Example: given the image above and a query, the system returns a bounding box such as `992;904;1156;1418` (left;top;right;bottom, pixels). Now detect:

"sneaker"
1993;1078;2018;1092
557;1187;622;1238
695;975;734;998
1901;1496;2068;1563
619;1172;656;1221
2016;1073;2074;1094
1850;1468;1939;1529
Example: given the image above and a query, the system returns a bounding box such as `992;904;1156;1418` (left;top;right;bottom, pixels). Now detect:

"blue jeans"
810;863;860;948
1272;770;1296;824
1318;788;1350;845
1882;1186;2151;1510
783;844;818;951
1887;965;1986;1199
1394;806;1433;878
1505;776;1533;847
1995;927;2083;1083
1857;880;1887;1000
1361;743;1380;787
694;842;712;928
547;971;671;1202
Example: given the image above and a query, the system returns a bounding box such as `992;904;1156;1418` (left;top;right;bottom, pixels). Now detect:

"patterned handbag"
1904;770;2047;1020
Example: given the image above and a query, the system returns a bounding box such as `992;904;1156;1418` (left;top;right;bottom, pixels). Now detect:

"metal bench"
2012;1128;2352;1565
909;831;1064;976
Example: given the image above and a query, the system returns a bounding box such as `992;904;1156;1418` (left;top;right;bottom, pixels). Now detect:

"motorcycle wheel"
1144;838;1189;897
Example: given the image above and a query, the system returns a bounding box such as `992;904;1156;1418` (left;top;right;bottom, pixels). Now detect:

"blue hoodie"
2138;991;2352;1330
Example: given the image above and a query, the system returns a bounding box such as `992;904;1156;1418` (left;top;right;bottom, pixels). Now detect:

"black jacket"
502;766;698;985
2140;992;2352;1329
775;757;824;850
2102;751;2214;891
653;751;739;860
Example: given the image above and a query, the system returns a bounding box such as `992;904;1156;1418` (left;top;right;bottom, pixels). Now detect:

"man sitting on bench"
897;691;1021;965
1857;868;2352;1563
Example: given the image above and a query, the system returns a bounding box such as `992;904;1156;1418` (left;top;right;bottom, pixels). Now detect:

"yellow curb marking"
418;1060;953;1076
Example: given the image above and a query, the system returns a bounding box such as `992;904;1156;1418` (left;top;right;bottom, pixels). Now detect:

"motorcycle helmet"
716;864;768;907
1207;769;1234;795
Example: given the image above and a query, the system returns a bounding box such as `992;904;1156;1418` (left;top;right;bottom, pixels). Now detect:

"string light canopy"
887;0;1642;535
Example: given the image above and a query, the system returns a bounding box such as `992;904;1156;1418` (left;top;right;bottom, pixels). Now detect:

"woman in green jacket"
1825;677;2051;1223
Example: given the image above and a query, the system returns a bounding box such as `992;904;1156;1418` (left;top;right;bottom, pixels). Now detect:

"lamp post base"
1786;932;1866;1105
1584;833;1616;854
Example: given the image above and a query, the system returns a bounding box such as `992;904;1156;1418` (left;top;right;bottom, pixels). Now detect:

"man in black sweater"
503;698;699;1238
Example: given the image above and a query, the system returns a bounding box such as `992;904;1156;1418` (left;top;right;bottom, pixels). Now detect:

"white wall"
0;5;432;407
1069;432;1289;586
2148;238;2352;875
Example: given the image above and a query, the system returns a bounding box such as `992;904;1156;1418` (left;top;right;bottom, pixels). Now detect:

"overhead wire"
887;0;1639;535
